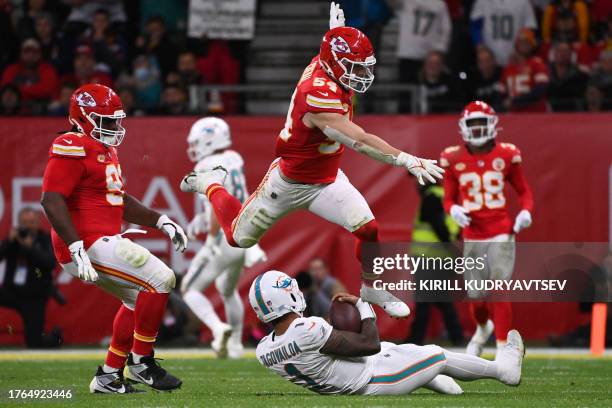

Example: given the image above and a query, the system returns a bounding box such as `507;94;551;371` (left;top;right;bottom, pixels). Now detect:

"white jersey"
396;0;451;60
471;0;536;65
256;316;374;395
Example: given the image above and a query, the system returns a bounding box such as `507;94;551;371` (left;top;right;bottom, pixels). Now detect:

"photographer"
0;207;62;348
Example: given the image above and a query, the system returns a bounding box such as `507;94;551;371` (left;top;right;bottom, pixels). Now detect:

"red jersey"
500;56;549;112
275;56;353;184
42;132;124;263
440;143;533;240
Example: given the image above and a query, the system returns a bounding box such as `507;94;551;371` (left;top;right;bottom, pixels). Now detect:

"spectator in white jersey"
252;270;525;396
470;0;537;66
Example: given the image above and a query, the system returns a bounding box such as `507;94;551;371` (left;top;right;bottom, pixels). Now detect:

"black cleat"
125;353;182;391
89;366;142;394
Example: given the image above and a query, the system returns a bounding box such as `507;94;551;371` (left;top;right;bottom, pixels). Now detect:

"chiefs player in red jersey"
440;101;534;358
500;29;550;113
180;2;443;318
41;84;187;393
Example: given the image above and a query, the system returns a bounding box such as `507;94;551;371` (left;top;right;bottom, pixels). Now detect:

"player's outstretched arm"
304;112;444;185
123;193;188;252
320;294;380;357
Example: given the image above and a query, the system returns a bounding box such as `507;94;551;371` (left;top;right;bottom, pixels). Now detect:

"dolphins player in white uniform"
252;270;524;396
182;117;267;358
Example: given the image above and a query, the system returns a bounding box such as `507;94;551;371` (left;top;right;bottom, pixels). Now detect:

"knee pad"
352;219;379;242
115;238;150;268
153;264;176;293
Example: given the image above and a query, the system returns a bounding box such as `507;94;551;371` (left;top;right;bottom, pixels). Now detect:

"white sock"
184;289;222;330
131;352;145;364
223;292;244;342
442;350;499;381
102;364;119;373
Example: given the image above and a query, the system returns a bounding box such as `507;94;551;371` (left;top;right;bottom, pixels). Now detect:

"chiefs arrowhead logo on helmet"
75;91;97;107
330;36;350;53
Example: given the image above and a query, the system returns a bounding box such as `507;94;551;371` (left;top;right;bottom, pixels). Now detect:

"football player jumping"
440;101;534;358
251;270;524;396
41;84;187;393
180;2;443;318
181;117;267;359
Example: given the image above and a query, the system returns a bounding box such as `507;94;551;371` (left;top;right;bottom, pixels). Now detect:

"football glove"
157;214;188;252
513;209;532;234
69;240;98;282
329;2;345;29
450;204;472;228
186;213;209;240
397;152;444;185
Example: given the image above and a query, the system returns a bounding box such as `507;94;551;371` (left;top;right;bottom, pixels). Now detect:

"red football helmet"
459;101;499;146
69;83;126;146
319;26;376;93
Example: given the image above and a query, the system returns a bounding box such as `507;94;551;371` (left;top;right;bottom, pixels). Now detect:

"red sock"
105;305;134;369
207;184;242;247
470;302;490;326
353;220;379;282
132;291;169;357
491;302;512;342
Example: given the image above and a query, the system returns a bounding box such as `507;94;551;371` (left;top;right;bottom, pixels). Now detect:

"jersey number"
413;8;436;36
491;14;514;40
284;363;324;391
459;171;505;211
105;164;124;206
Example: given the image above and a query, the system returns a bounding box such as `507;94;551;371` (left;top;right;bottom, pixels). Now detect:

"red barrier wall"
0;114;610;345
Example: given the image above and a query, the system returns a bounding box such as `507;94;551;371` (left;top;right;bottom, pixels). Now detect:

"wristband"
394;152;412;167
156;214;170;229
355;299;376;321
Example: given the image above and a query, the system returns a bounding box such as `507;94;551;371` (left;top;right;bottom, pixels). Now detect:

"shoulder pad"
500;142;522;163
51;132;86;158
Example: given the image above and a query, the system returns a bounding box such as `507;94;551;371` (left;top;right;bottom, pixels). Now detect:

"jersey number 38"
459;171;505;211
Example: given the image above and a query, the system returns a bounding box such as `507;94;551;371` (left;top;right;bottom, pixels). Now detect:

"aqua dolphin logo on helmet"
249;271;306;323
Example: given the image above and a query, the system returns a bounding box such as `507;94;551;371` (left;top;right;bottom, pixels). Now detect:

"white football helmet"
249;271;306;323
459;101;499;146
186;117;232;162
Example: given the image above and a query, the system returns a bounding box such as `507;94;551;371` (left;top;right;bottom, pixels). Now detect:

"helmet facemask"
460;115;498;146
85;110;126;146
336;54;376;93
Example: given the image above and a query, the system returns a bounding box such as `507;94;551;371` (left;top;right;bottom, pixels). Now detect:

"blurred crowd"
0;0;612;116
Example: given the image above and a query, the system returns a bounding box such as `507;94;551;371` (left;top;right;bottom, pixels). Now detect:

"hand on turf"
450;204;471;228
513;209;532;234
157;214;188;252
329;2;345;29
332;292;359;305
69;240;98;282
398;153;444;185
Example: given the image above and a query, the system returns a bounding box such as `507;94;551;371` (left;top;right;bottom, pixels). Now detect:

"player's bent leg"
467;302;494;357
216;263;245;359
361;344;446;396
423;375;463;395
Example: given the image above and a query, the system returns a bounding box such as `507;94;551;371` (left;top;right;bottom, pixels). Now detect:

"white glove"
450;204;471;228
397;152;445;185
513;209;532;234
69;240;98;282
329;1;345;29
157;214;188;252
186;213;209;240
244;244;268;268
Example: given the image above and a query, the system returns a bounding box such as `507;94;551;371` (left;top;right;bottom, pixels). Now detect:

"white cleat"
360;284;410;318
211;322;233;359
466;319;494;357
495;330;525;386
180;166;228;194
425;375;464;395
228;341;245;359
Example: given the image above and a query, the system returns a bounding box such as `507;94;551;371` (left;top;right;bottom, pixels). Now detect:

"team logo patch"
477;160;485;167
330;36;350;53
492;157;505;171
272;277;293;292
455;162;466;171
76;91;96;107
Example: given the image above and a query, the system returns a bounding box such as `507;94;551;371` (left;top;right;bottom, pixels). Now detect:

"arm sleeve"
440;153;459;213
507;163;534;212
42;157;86;198
296;317;334;352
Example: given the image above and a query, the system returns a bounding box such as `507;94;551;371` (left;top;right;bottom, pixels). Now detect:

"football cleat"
360;284;410;318
89;366;141;394
125;353;182;391
211;322;233;359
180;166;228;194
228;340;245;359
466;319;494;357
495;330;525;386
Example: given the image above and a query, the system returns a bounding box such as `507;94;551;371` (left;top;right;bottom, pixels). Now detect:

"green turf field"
1;356;611;407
